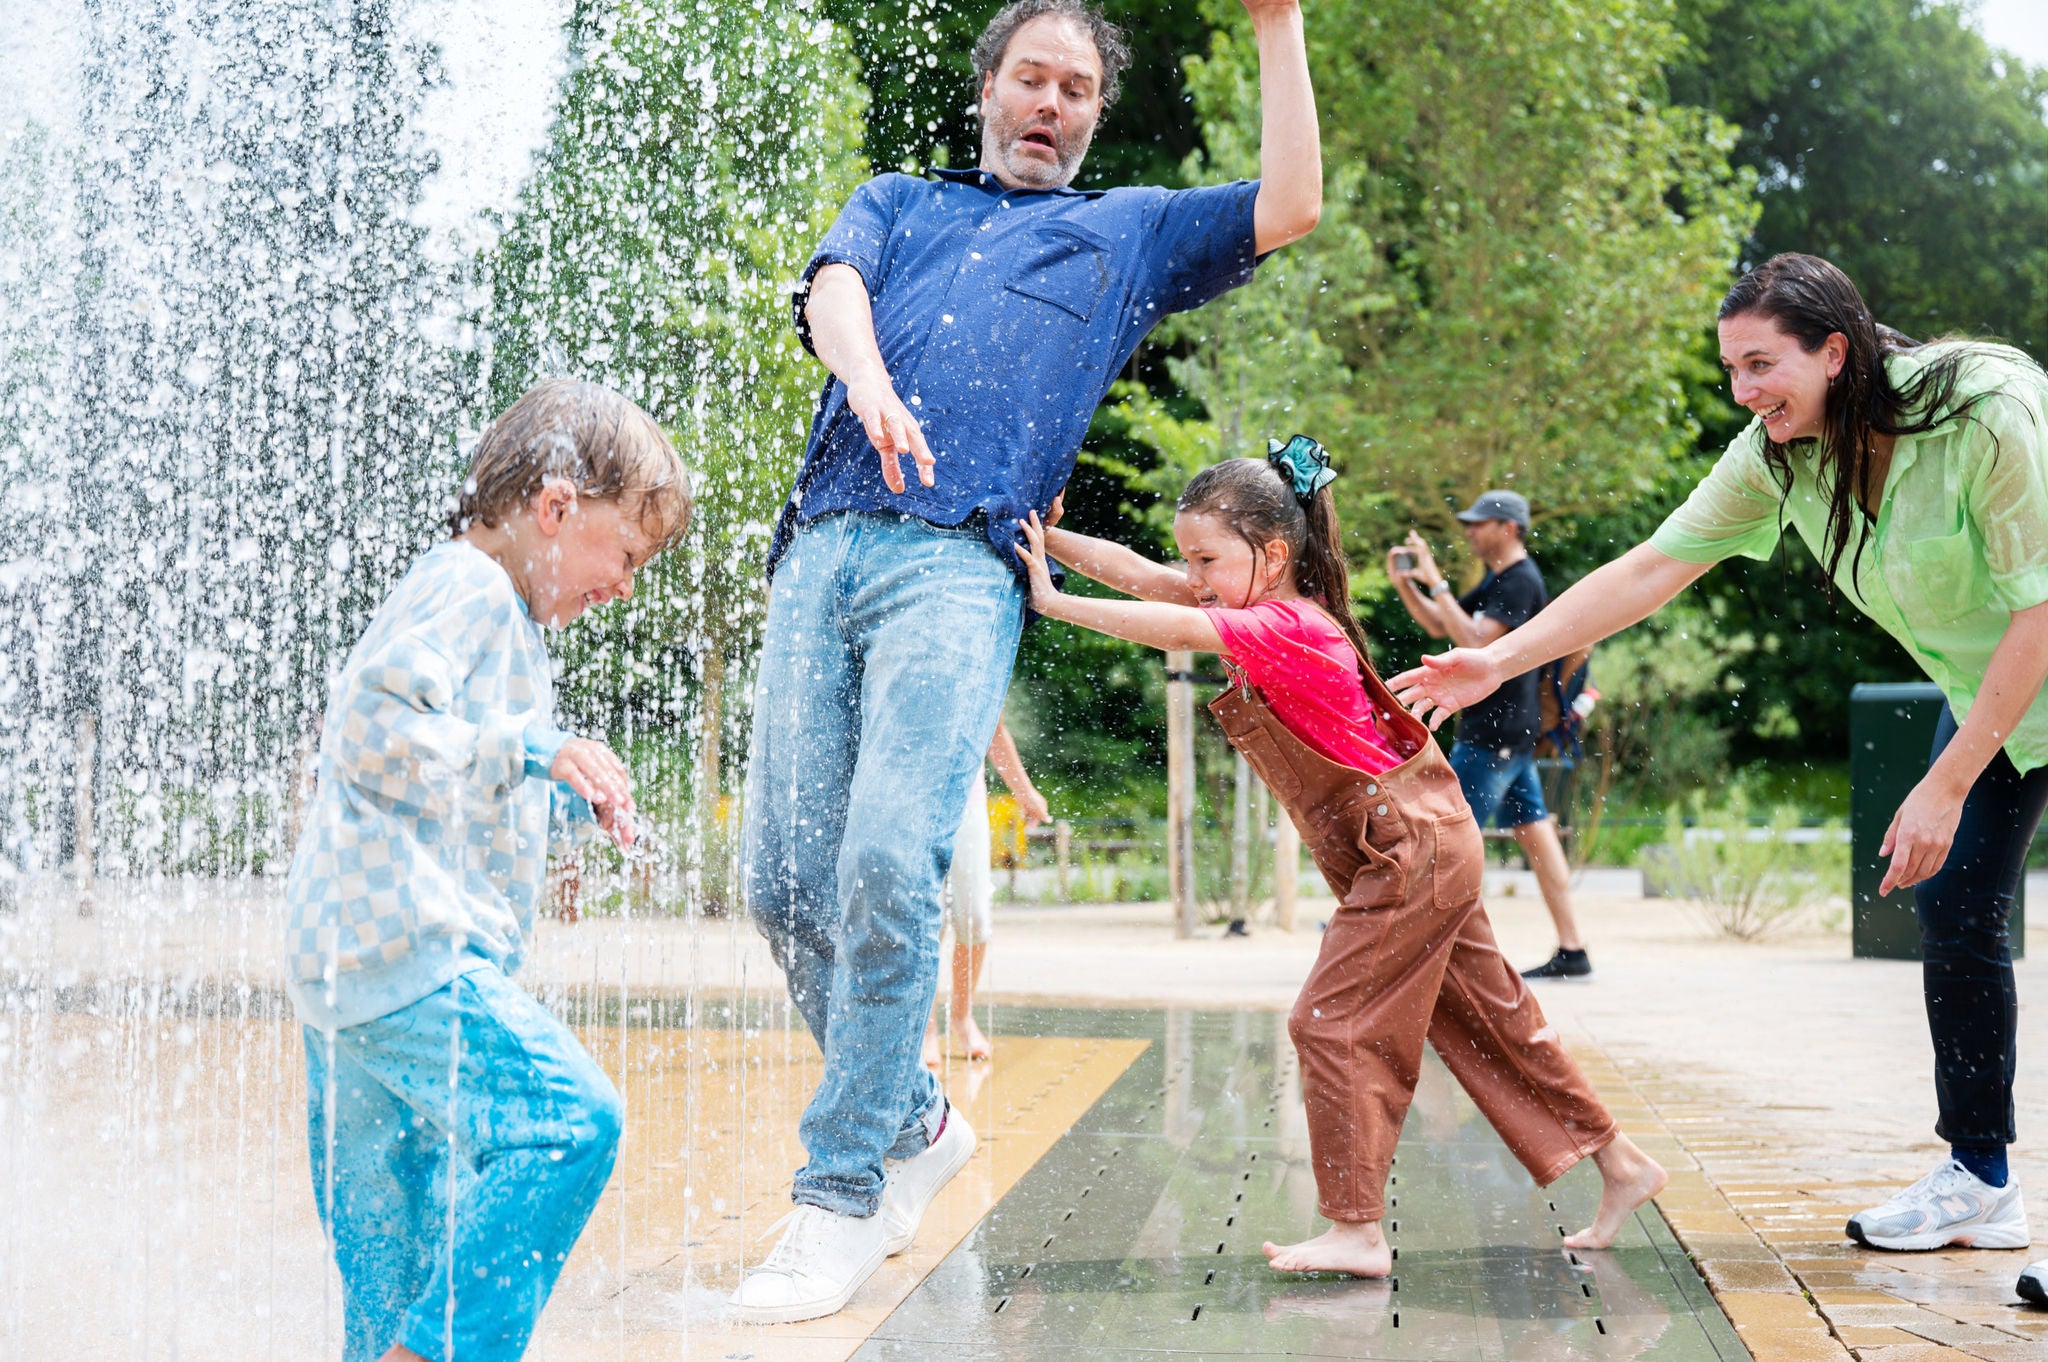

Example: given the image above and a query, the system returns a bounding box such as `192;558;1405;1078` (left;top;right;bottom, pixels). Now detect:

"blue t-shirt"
769;167;1263;576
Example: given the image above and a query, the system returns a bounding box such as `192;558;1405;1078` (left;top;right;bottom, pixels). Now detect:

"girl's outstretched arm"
1040;522;1199;605
1021;514;1222;653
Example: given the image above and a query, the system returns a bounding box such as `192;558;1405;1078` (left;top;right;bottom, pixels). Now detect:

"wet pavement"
854;1007;1747;1362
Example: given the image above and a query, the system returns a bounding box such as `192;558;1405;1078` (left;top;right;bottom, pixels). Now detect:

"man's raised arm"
1247;0;1321;254
804;263;935;493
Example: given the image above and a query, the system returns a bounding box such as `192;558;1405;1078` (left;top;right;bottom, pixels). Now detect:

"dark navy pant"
1918;707;2048;1148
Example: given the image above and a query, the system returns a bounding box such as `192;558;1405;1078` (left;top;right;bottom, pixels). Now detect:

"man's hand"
551;738;637;849
1240;0;1302;13
1402;532;1445;591
845;376;935;494
1387;648;1506;731
1878;771;1968;895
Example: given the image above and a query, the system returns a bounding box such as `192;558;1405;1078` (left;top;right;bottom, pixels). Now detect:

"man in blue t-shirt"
1389;490;1594;983
736;0;1321;1322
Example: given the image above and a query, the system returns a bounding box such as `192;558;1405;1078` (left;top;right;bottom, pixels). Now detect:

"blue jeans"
1448;741;1549;829
1918;706;2048;1148
303;968;622;1362
743;511;1025;1215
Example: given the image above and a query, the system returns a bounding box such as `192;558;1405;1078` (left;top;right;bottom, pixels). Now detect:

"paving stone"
1702;1258;1801;1293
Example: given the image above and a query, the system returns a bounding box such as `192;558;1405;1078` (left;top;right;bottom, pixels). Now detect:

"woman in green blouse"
1391;253;2048;1298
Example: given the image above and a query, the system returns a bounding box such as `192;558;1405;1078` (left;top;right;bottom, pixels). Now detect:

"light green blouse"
1649;342;2048;773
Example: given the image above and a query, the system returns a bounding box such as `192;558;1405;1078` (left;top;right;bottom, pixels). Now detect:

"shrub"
1661;785;1848;940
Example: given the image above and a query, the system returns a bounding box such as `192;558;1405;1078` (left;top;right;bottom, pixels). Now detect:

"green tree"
1117;0;1757;592
482;2;869;877
1671;0;2048;353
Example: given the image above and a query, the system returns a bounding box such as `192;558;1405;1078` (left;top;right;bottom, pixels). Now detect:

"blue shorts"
1448;741;1549;829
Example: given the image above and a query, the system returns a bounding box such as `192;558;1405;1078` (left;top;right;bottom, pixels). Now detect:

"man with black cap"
1389;490;1591;980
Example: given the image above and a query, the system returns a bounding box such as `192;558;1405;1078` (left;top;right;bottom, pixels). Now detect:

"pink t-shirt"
1204;598;1403;775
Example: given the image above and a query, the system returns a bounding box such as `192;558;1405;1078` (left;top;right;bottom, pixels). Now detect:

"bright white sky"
1969;0;2048;75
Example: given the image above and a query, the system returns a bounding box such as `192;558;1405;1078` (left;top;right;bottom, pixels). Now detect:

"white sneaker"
727;1204;890;1325
879;1103;976;1255
1847;1159;2029;1251
2018;1260;2048;1306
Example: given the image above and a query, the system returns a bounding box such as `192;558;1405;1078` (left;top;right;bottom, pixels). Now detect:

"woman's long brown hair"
1720;253;1999;591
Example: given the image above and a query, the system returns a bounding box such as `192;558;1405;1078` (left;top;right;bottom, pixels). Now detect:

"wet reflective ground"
859;1007;1750;1362
0;945;1748;1358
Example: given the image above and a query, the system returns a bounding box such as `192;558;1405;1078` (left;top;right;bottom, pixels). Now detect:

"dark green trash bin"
1850;681;2024;959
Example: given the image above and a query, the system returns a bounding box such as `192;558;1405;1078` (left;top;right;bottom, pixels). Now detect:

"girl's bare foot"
1262;1219;1391;1277
1564;1132;1668;1249
921;1020;941;1069
379;1346;429;1362
948;1011;992;1061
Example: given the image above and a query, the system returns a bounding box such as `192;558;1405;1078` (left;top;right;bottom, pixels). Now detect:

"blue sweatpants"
303;968;622;1362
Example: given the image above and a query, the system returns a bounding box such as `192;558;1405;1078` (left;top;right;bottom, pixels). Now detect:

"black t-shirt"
1455;557;1547;754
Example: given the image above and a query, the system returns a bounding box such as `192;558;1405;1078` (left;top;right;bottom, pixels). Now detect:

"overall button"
1365;784;1379;796
1376;804;1389;817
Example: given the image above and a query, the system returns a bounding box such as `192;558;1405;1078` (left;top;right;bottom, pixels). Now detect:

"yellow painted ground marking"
535;1029;1150;1359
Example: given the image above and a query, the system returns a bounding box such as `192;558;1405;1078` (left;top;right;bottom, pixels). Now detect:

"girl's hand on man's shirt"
1017;513;1064;617
552;738;638;848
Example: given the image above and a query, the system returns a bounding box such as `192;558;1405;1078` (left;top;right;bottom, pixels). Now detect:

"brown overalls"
1210;645;1617;1224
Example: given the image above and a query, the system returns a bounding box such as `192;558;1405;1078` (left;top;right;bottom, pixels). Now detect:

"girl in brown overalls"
1016;439;1667;1278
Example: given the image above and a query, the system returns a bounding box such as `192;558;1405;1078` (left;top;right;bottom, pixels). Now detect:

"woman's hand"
1017;513;1063;616
1017;787;1051;828
1386;647;1506;731
1879;772;1968;895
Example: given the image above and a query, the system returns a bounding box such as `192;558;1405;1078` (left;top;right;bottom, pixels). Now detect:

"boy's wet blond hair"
448;379;691;552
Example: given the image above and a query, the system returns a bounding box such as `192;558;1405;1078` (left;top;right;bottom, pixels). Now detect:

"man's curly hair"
971;1;1131;106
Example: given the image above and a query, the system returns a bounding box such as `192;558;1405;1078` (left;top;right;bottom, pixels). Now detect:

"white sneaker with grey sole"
1847;1159;2029;1251
880;1103;976;1255
727;1204;891;1325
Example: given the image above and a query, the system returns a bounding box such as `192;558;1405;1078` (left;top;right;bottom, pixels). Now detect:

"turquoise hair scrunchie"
1266;434;1336;500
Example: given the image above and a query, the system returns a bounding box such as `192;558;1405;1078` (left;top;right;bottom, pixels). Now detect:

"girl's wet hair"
447;379;692;551
1177;457;1372;664
1719;252;2002;590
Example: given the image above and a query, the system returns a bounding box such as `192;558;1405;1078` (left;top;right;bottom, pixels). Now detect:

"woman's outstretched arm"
1040;523;1200;606
1021;515;1221;652
1387;543;1712;727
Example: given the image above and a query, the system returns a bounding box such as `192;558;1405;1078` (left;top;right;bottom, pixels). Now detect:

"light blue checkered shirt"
285;540;578;1030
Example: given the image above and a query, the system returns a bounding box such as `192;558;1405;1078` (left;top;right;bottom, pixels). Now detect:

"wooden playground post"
1230;750;1251;920
1165;650;1197;938
1274;810;1300;932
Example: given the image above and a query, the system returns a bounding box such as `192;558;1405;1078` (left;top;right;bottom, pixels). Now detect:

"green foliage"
1010;577;1169;804
1112;0;1757;581
1671;0;2048;354
1660;785;1849;939
1572;596;1747;861
483;2;869;789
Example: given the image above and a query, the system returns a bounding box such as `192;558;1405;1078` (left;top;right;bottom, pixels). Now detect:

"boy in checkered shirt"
284;379;689;1362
